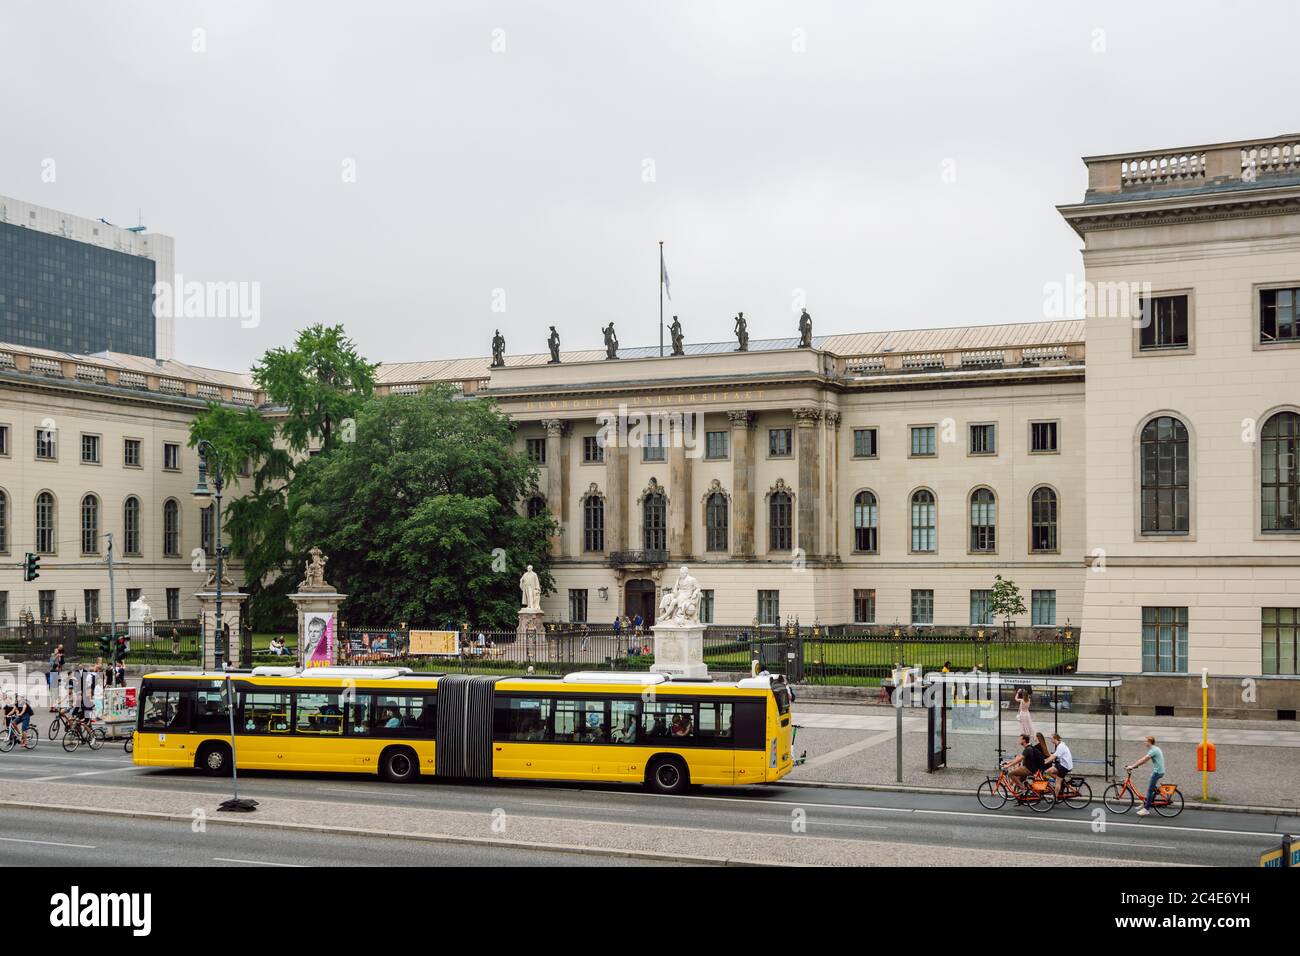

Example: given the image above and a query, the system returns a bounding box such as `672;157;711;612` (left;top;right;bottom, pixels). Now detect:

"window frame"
1135;412;1194;539
0;423;9;459
162;441;181;472
968;487;997;554
911;589;934;626
704;430;730;461
853;588;876;624
757;589;780;625
909;424;937;459
768;490;793;552
525;437;546;465
852;489;879;554
1032;590;1057;627
1141;606;1189;674
1256;407;1300;539
642;491;667;551
852;427;879;460
80;432;101;466
1133;291;1195;356
705;491;729;553
582;493;605;552
1029;485;1060;554
581;435;604;464
967;422;997;457
1254;281;1300;350
34;491;56;555
162;498;181;557
123;437;143;469
80;493;100;556
1029;419;1059;455
34;425;57;462
909;488;937;554
768;427;793;459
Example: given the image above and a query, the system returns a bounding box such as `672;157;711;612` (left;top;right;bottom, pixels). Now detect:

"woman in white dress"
1016;689;1035;737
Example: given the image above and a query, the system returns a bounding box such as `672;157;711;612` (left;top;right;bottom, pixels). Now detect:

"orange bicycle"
1102;771;1183;817
976;752;1054;813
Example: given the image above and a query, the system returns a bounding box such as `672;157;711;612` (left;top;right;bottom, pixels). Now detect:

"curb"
781;779;1300;816
0;798;783;867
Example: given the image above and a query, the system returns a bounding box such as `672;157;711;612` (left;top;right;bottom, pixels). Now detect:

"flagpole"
659;241;664;357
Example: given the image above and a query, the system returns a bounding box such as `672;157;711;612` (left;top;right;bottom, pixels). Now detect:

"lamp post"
193;439;256;813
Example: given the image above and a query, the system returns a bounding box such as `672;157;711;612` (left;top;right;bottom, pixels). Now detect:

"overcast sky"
1;1;1293;371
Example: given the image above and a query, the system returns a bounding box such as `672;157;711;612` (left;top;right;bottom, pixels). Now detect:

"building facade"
0;194;175;360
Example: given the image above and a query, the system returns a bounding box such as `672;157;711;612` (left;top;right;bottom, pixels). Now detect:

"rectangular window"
163;442;180;471
582;435;604;463
127;588;142;607
853;428;878;458
166;588;180;620
0;424;8;457
768;428;792;458
1032;590;1057;626
371;694;434;736
642;700;696;740
39;590;55;621
705;431;729;460
0;592;7;623
969;423;996;455
697;702;733;740
295;692;344;735
83;589;99;623
35;426;56;460
853;589;876;624
494;697;551;741
192;682;231;733
568;588;588;623
910;426;936;457
525;438;546;464
553;699;606;743
239;691;291;733
911;589;934;625
1262;608;1298;676
141;688;186;731
610;699;640;744
699;589;714;625
124;438;141;467
1138;294;1189;351
970;589;992;626
1031;421;1058;453
757;590;780;625
1141;606;1189;673
80;433;100;464
1260;287;1300;344
642;429;666;462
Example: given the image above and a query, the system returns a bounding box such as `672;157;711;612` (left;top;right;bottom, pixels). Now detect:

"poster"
408;629;459;656
345;631;402;658
302;611;336;667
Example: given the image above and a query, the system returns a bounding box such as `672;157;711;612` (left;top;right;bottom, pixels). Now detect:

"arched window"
1261;411;1300;532
1030;487;1058;552
910;489;936;552
81;495;100;555
163;499;180;557
706;492;729;552
123;496;141;555
969;488;996;552
35;492;55;554
200;504;215;556
769;491;792;551
1140;415;1189;534
643;492;666;551
853;490;878;552
583;494;605;552
526;495;547;520
0;489;7;554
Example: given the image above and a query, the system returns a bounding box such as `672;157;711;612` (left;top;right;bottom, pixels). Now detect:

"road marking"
1025;835;1175;850
212;857;303;867
24;766;147;783
807;821;889;831
0;836;97;849
516;801;638;814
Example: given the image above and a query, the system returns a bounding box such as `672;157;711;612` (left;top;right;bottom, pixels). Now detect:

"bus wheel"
647;756;690;795
196;742;232;776
381;747;418;783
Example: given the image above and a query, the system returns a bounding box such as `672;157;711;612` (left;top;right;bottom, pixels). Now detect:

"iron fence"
0;618;203;667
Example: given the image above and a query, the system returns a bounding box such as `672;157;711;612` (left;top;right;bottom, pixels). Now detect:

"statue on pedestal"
658;565;703;625
519;564;542;612
669;316;684;356
547;327;561;364
298;547;333;592
491;329;506;368
734;313;749;352
798;308;813;348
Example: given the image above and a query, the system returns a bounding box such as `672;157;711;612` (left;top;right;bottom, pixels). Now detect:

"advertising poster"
302;611;336;667
409;629;459;656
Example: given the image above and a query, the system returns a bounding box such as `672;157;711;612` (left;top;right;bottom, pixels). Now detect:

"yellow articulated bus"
133;667;795;794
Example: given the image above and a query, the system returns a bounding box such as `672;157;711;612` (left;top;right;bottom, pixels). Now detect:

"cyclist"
1127;735;1165;817
1002;734;1045;792
1045;732;1074;797
10;697;33;739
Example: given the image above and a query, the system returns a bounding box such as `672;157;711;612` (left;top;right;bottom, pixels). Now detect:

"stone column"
542;419;566;557
668;419;692;559
194;579;247;671
795;407;822;559
728;411;756;557
603;419;628;554
825;410;841;559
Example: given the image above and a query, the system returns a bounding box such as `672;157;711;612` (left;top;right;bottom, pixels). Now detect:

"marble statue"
798;308;813;348
128;595;153;624
299;547;330;591
658;565;703;625
734;312;749;352
519;564;542;611
603;322;619;360
669;315;684;356
491;329;506;368
547;327;561;364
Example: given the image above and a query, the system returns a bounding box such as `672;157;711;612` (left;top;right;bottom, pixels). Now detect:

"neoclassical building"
1;132;1297;683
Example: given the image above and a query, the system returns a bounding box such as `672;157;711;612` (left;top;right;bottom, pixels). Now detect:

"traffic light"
22;552;39;582
114;635;129;663
99;633;112;657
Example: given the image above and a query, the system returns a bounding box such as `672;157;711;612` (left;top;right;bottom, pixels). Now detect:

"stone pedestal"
290;591;347;667
517;608;546;658
650;622;708;678
195;589;248;671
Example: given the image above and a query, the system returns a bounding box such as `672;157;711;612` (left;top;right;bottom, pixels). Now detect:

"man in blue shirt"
1127;735;1165;816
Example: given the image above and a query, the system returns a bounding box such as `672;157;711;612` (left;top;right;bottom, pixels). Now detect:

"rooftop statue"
669;315;684;356
491;329;506;368
603;322;619;360
798;308;813;348
547;326;561;364
734;312;749;352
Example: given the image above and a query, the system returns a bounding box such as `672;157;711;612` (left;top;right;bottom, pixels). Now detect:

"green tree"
287;385;554;627
989;574;1027;633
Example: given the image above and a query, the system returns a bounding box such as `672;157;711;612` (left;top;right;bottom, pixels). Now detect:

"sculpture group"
489;309;815;364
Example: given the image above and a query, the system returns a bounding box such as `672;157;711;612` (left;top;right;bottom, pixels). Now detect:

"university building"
0;134;1297;687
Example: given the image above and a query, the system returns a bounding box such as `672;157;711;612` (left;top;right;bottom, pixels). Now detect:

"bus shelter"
920;673;1124;780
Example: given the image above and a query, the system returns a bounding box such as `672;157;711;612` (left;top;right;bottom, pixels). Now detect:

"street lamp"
193;439;256;813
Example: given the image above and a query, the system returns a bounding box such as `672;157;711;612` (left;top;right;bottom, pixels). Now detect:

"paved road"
0;747;1288;865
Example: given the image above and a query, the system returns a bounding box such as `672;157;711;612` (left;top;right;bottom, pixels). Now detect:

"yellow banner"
408;629;459;656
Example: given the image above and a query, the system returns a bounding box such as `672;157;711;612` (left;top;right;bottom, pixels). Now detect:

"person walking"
1016;687;1034;737
47;644;65;711
1128;735;1166;817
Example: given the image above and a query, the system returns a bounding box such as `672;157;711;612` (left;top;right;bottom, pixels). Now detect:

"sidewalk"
789;706;1300;811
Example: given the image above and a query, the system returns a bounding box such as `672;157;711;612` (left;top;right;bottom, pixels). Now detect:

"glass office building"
0;220;158;357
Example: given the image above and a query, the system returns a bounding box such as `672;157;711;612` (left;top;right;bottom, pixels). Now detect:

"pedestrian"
1128;735;1166;817
613;616;622;635
633;613;644;636
113;660;125;688
1016;687;1034;737
170;628;180;655
47;643;64;711
580;623;590;652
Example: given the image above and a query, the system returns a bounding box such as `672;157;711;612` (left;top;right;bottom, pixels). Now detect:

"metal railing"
0;618;203;666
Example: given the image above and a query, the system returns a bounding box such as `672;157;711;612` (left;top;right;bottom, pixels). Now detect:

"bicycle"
1102;771;1184;817
61;718;106;753
49;708;76;741
0;722;38;752
1045;772;1093;809
976;753;1054;813
124;732;134;754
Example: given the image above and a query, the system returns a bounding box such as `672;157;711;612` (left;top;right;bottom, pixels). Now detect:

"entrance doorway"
624;579;657;627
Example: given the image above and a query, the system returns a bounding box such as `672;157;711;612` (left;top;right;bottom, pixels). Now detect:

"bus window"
772;685;791;716
698;702;733;740
296;692;344;735
347;697;371;736
642;701;695;741
554;699;606;743
371;694;434;737
240;692;291;734
494;697;550;741
610;699;639;744
141;688;184;730
192;683;230;733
